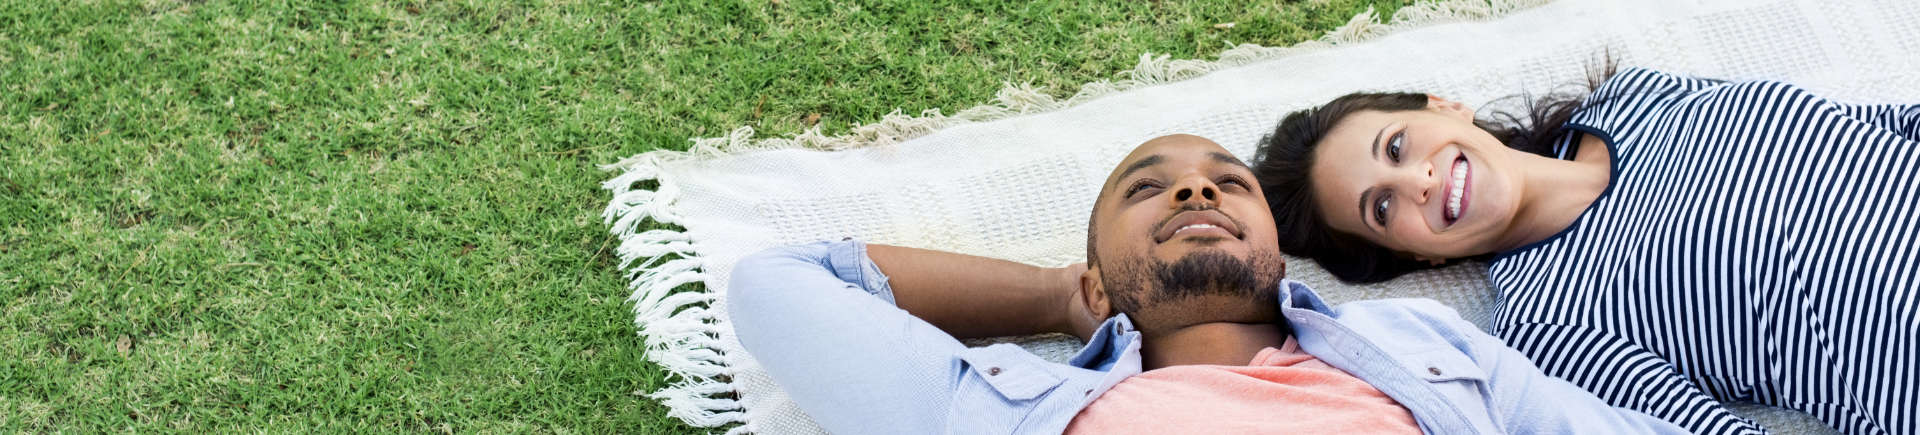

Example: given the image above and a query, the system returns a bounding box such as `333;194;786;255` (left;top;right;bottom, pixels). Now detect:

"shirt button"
987;367;1002;376
1428;367;1443;376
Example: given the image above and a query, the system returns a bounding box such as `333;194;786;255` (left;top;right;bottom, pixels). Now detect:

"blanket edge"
600;0;1554;431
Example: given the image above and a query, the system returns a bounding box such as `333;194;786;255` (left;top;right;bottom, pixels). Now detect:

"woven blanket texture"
604;0;1920;432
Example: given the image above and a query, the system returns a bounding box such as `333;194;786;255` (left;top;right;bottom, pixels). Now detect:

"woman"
1253;66;1919;435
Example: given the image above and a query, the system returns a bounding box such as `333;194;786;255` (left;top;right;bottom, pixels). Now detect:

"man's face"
1088;134;1285;333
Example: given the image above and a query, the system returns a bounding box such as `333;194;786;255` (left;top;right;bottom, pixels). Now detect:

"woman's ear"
1426;95;1474;121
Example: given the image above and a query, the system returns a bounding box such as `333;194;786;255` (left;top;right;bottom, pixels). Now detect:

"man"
730;134;1685;434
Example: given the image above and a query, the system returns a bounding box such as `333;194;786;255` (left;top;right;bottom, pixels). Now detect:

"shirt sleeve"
1496;322;1769;435
727;240;967;434
1834;103;1920;142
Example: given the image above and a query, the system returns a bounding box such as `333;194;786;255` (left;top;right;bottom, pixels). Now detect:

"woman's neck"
1497;133;1613;252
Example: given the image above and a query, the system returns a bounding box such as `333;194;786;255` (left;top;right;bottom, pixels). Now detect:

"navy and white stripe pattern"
1490;68;1919;435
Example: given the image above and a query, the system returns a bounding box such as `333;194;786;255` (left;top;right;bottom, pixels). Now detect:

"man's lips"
1154;210;1244;243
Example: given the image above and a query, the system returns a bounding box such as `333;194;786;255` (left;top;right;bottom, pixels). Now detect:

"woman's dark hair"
1253;63;1616;283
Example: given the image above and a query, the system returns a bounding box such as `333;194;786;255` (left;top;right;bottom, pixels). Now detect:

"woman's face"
1308;99;1524;262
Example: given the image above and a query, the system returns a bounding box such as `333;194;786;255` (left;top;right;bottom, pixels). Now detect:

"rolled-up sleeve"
727;240;966;434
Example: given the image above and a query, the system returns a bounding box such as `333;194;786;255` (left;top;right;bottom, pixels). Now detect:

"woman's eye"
1387;131;1404;163
1218;176;1248;189
1374;196;1391;227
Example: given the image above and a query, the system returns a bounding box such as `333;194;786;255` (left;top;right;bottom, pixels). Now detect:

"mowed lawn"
0;0;1403;432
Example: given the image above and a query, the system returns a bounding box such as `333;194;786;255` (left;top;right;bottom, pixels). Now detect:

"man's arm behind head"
728;240;965;433
728;240;1097;433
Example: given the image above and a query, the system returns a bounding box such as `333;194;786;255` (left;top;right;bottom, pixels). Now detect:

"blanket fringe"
602;0;1554;431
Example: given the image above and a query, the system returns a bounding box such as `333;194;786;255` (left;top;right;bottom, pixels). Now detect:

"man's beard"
1101;248;1284;317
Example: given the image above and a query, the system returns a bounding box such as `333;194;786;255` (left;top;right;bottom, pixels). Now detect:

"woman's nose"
1398;165;1437;204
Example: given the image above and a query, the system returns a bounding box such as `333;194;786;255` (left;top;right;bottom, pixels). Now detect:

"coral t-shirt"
1064;337;1420;434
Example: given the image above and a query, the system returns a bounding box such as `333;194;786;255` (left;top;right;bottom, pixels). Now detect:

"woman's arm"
868;244;1101;341
1496;322;1766;435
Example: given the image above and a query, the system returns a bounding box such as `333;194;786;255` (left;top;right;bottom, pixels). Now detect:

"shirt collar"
1068;279;1330;369
1276;279;1335;314
1068;313;1137;370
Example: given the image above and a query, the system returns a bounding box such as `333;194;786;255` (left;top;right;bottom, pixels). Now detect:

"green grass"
0;0;1402;432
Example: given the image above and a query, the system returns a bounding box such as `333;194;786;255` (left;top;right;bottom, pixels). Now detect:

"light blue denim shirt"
730;240;1687;434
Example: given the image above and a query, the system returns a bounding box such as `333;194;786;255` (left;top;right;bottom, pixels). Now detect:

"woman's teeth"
1446;158;1468;221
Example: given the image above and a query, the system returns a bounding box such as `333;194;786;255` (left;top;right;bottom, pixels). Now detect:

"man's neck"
1139;321;1289;370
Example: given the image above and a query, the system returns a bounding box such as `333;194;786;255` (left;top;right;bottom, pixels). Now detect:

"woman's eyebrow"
1357;187;1376;232
1357;124;1390;232
1372;125;1387;160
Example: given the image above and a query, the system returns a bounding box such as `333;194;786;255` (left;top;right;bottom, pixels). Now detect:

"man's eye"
1126;180;1161;197
1387;131;1405;163
1374;195;1391;227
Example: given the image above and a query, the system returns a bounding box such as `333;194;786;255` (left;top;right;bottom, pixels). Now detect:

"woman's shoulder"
1586;68;1719;106
1583;67;1850;128
1566;68;1726;137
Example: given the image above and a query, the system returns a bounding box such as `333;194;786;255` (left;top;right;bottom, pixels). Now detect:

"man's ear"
1080;267;1112;321
1426;95;1474;121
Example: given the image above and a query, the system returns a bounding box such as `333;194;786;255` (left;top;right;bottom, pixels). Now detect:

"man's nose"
1170;176;1219;207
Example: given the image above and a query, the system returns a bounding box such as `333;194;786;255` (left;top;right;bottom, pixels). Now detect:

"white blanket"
603;0;1920;432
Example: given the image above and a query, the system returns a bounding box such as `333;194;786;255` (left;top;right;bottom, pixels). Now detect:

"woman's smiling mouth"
1445;155;1471;225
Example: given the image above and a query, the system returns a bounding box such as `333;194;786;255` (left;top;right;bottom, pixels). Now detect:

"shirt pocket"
945;343;1066;434
1399;347;1489;385
1398;348;1500;431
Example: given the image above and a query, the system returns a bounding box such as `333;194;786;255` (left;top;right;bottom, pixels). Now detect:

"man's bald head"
1091;134;1252;233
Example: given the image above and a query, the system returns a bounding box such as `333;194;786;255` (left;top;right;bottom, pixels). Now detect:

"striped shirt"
1490;68;1920;435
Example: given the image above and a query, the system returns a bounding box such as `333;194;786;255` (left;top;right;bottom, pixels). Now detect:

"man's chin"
1156;249;1267;298
1099;246;1287;324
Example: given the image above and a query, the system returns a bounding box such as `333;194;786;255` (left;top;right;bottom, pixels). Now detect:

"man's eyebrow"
1111;154;1164;189
1209;152;1248;169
